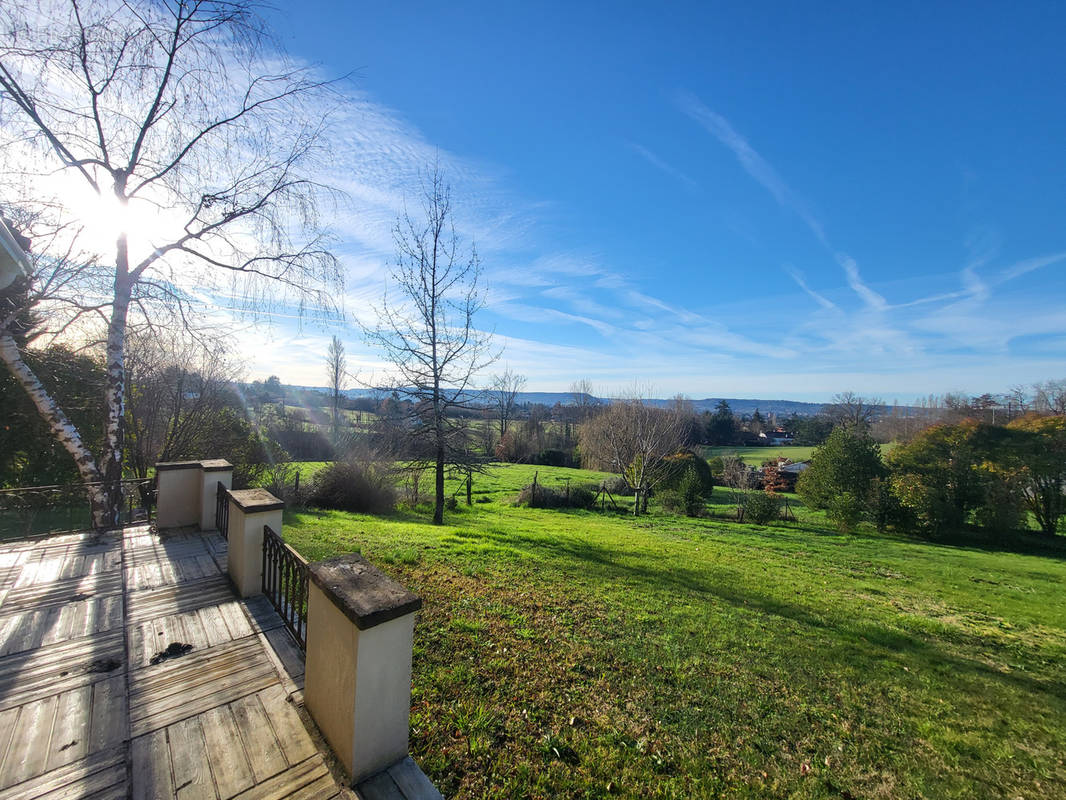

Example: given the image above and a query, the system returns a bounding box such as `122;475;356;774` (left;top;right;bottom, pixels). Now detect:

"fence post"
155;461;202;528
304;554;422;784
225;488;284;597
197;459;233;531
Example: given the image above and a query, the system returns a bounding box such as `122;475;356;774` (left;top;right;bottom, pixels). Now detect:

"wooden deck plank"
256;684;317;767
126;576;233;624
196;603;231;648
240;595;284;634
218;599;254;640
229;755;334;800
0;525;401;800
0;707;20;782
0;745;125;800
1;694;58;788
130;652;277;737
0;629;124;712
89;674;127;753
200;706;256;799
45;684;91;771
167;717;214;800
231;693;288;782
130;729;173;800
0;570;123;616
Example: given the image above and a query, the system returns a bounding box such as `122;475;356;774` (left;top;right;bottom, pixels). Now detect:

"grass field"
279;463;1066;799
700;445;817;466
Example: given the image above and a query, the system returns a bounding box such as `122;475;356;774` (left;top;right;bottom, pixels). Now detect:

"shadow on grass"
477;525;1066;706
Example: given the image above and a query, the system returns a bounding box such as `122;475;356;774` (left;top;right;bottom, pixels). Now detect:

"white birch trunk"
100;232;132;527
0;333;109;526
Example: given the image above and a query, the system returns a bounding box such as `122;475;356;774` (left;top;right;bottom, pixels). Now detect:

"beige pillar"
226;489;284;597
155;461;202;528
198;459;233;531
304;555;422;784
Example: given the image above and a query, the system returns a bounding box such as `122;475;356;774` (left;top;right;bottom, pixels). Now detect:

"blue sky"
246;1;1066;401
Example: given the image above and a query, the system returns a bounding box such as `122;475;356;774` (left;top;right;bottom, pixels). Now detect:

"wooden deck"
0;526;441;800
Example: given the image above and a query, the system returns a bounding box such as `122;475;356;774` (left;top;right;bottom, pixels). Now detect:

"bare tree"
578;394;684;516
364;166;495;524
489;368;526;439
125;329;244;479
825;391;882;431
0;0;340;525
569;378;599;420
326;335;347;446
1033;379;1066;416
721;455;755;521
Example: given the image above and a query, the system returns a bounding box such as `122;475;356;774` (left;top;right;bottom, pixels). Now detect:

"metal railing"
0;478;155;539
215;481;229;533
262;524;309;650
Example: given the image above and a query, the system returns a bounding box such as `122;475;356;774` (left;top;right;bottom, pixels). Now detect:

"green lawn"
701;445;817;466
279;463;1066;799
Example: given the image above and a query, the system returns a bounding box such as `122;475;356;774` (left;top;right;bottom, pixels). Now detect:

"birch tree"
0;0;340;526
365;166;495;525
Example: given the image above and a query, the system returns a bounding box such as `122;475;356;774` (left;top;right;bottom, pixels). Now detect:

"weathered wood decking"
0;526;440;800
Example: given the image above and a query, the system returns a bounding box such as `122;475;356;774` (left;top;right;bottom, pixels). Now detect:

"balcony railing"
262;523;309;649
0;478;154;539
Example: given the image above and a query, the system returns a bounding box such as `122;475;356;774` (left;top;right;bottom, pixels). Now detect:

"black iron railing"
0;477;155;539
215;481;229;533
262;524;309;650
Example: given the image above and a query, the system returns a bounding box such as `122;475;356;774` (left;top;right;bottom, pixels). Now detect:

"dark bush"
516;482;597;509
661;450;714;494
309;461;396;514
661;467;704;516
745;492;782;525
531;448;576;467
826;491;863;533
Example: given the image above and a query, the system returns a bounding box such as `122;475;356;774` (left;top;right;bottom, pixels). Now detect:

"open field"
701;443;899;467
700;445;817;465
280;463;1066;799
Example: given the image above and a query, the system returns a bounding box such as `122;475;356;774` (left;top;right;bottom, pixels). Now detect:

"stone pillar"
304;554;422;784
197;459;233;531
155;461;202;528
226;488;284;597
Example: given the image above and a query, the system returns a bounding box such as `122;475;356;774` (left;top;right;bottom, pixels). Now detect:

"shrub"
516;483;597;509
827;491;864;533
600;475;635;497
870;477;911;533
661;450;714;494
798;427;886;509
308;461;396;514
744;492;782;525
661;467;705;516
531;448;576;468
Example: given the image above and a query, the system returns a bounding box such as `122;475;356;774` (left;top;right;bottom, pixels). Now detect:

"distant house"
758;429;795;446
780;460;810;474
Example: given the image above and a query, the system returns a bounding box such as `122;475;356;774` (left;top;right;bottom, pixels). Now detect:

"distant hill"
280;384;829;417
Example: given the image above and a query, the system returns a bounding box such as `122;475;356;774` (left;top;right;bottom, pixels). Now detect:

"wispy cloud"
676;90;893;312
999;251;1066;282
785;266;838;311
626;142;698;189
